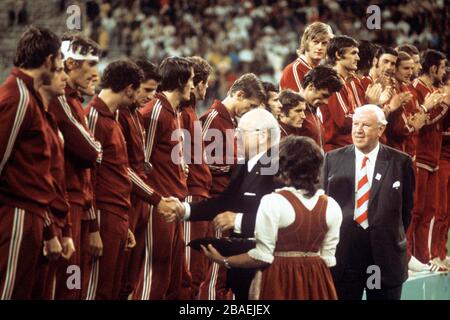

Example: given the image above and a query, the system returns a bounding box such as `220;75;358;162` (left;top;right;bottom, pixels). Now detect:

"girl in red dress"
202;135;342;299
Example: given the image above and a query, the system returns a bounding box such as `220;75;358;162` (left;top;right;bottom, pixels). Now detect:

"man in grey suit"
323;104;415;300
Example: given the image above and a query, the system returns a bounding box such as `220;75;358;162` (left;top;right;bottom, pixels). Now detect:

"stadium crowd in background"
77;0;449;110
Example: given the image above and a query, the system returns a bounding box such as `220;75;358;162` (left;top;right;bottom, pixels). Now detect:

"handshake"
157;196;185;222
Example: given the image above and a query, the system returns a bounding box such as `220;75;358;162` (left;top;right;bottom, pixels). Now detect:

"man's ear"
65;58;78;72
378;124;386;137
372;57;378;69
125;84;134;95
235;90;246;100
430;65;437;76
43;54;54;71
335;51;342;62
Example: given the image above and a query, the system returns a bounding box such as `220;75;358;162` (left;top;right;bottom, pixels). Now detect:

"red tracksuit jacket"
320;75;366;151
180;103;212;198
45;110;71;236
86;96;132;218
0;68;57;239
442;114;450;162
140;92;188;199
117;104;162;206
279;56;312;92
48;86;102;230
410;79;449;171
385;84;419;154
360;75;373;92
199;99;237;195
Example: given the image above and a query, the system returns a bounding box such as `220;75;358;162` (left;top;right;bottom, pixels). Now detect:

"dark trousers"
228;268;256;300
333;222;403;300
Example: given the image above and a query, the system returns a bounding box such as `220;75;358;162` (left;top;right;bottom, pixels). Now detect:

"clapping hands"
423;91;447;111
157;196;185;222
388;91;413;113
365;83;383;105
366;83;398;106
407;111;428;132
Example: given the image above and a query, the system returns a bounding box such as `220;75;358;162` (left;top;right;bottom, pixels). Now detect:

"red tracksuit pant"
407;167;439;263
183;195;210;299
0;206;45;299
431;159;450;259
133;204;191;300
83;209;128;300
198;225;233;300
119;194;148;299
53;203;84;299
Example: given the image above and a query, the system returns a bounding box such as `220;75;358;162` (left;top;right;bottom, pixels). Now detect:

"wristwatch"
223;258;231;269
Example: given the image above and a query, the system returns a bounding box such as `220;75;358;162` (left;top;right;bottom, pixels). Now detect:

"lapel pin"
375;173;381;180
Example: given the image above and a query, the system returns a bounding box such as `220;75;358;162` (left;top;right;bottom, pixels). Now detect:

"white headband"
61;40;99;62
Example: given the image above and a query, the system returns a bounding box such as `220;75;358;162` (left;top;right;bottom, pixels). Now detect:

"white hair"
238;108;281;145
354;104;388;126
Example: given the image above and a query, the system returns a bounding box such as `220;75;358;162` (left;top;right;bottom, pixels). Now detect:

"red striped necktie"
355;156;370;229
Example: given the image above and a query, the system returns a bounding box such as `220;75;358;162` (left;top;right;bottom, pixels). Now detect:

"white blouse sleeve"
320;196;343;267
247;193;294;264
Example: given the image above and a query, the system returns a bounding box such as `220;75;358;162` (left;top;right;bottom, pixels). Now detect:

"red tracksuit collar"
155;92;178;115
128;101;140;111
211;99;236;127
338;72;358;82
11;67;35;90
416;78;434;91
90;95;115;119
11;67;45;108
65;85;84;102
298;55;312;70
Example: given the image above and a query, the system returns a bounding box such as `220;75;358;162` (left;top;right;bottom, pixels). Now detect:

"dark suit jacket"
189;154;280;237
322;144;415;287
188;152;281;298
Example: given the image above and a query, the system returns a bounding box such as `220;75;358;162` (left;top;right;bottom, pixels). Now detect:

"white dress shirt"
247;187;343;267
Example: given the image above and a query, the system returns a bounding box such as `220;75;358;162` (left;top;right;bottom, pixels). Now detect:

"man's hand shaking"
157;196;185;222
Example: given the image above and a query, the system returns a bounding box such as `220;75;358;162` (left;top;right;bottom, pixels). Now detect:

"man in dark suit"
172;108;281;300
323;104;415;300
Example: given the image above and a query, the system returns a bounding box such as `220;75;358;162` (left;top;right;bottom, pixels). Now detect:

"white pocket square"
244;192;256;196
392;181;401;189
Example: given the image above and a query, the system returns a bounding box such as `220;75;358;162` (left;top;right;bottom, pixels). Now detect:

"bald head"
238;108;281;145
236;108;281;162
